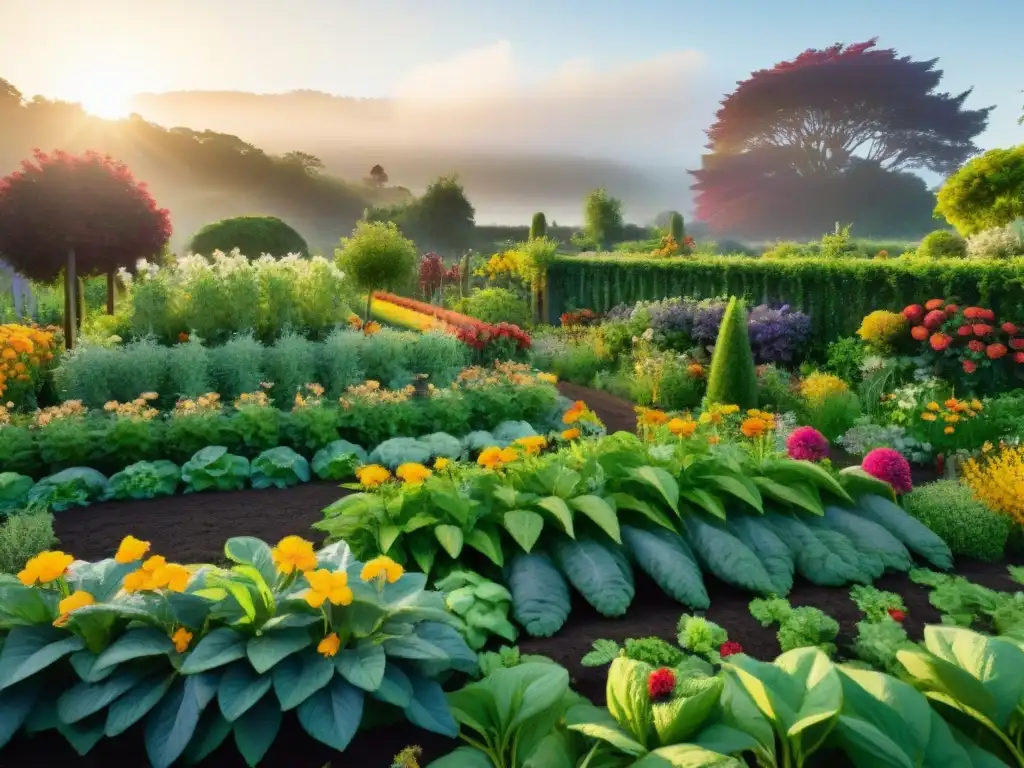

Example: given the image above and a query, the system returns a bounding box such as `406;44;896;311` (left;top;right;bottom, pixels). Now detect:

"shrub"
459;287;532;328
336;221;418;320
966;226;1024;259
856;311;907;352
903;480;1010;561
825;336;867;382
668;211;685;243
0;509;56;575
961;444;1024;526
935;144;1024;235
188;215;309;257
917;230;967;259
706;297;757;409
529;212;547;240
803;389;861;441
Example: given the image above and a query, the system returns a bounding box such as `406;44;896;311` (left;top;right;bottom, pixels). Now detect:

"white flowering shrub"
965;226;1024;259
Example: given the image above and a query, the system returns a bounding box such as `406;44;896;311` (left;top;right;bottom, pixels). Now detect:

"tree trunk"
106;267;116;314
64;249;77;350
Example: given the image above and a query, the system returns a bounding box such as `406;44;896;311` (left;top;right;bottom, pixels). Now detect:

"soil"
21;383;1010;765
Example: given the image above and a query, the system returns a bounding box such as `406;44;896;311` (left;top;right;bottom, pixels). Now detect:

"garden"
1;149;1024;768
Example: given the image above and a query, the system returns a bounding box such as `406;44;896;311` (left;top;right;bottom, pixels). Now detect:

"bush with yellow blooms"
0;323;58;407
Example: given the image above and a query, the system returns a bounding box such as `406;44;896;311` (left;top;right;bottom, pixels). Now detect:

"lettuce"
311;440;367;481
105;460;180;501
505;551;570;637
251;447;311;489
180;446;250;493
621;524;709;609
27;467;109;511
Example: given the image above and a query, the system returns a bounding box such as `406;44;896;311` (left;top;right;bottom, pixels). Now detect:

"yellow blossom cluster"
340;380;414;408
514;435;547;456
741;409;777;438
103;392;159;420
0;323;57;401
294;383;326;410
477;446;519;471
920;397;983;435
356;464;392;488
396;462;432;485
483;250;525;281
857;310;908;350
698;403;740;425
799;373;849;405
962;445;1024;524
234;390;272;408
32;400;88;428
173;392;221;417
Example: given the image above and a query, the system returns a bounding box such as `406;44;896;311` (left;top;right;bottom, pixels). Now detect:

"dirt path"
557;380;637;433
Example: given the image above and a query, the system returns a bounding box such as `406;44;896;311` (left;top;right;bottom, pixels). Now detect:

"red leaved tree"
690;40;992;239
0;150;171;347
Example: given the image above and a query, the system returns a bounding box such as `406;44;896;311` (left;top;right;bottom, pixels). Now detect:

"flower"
1002;322;1018;335
861;448;913;495
687;363;705;379
362;555;404;583
962;445;1024;524
972;324;994;337
968;340;985;352
786;426;829;462
944;426;955;435
902;305;924;324
1017;352;1024;364
318;632;341;658
115;535;151;564
561;427;581;440
857;310;907;349
477;446;518;470
1012;339;1024;351
433;457;451;471
638;408;670;427
740;417;768;438
122;556;190;593
799;372;849;404
929;333;951;352
719;641;744;658
921;412;937;422
537;372;558;384
963;360;977;374
986;343;1008;360
563;401;587;424
305;569;354;607
926;401;940;411
910;325;929;341
271;535;318;574
923;310;946;330
356;464;392;488
54;590;95;626
707;435;721;445
667;418;697;438
957;325;974;337
515;435;548;455
172;627;193;652
396;463;432;485
887;608;906;622
647;668;676;701
924;299;944;311
18;550;74;586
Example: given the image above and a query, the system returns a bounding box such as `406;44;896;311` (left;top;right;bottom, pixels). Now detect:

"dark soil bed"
558;380;637;433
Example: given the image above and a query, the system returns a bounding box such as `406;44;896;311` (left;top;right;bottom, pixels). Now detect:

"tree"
934;145;1024;235
0;150;171;347
368;164;389;187
668;211;685;242
335;221;417;320
706;297;757;409
529;212;547;240
690;39;992;238
282;151;324;176
583;188;624;249
409;174;476;255
188;215;309;257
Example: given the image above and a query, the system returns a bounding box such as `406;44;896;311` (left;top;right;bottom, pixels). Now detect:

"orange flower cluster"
0;323;57;403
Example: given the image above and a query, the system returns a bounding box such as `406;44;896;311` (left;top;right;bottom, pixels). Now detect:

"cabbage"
28;467;110;511
181;446;250;493
251;447;311;489
0;472;33;513
368;438;432;469
417;432;464;460
311;440;368;480
462;431;496;454
492;421;538;446
105;460;180;501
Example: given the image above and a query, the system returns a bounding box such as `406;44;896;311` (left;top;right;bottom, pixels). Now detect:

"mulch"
19;383;1006;766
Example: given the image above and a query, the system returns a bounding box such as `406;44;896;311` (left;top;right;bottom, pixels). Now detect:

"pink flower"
862;448;913;495
786;426;829;462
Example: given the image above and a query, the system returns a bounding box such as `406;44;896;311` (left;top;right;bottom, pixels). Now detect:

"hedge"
546;255;1024;348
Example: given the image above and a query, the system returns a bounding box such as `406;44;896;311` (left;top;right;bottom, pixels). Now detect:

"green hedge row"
546;255;1024;347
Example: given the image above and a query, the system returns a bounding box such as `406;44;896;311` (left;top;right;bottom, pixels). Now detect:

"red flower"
720;641;744;658
968;340;985;352
925;299;944;311
887;608;906;622
929;333;951;352
972;324;994;337
945;304;959;315
957;325;974;337
178;332;190;343
1012;339;1024;351
1016;352;1024;364
1002;322;1018;335
987;343;1008;360
911;325;929;341
923;310;946;330
647;668;676;701
963;360;977;374
862;448;913;495
964;307;993;321
902;305;924;323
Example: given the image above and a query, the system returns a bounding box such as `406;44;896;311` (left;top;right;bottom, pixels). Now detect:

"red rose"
987;343;1008;360
720;641;744;658
957;325;973;337
925;299;944;311
984;309;996;322
888;608;906;622
973;324;994;337
1003;323;1019;335
647;668;676;701
902;305;925;323
968;340;985;352
1016;352;1024;364
929;333;951;352
963;360;977;374
1012;339;1024;350
923;310;946;330
911;325;929;341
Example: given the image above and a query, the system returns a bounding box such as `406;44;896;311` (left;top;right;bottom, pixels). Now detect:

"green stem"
578;743;600;768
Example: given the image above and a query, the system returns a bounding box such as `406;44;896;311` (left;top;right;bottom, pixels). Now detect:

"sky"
2;0;1022;154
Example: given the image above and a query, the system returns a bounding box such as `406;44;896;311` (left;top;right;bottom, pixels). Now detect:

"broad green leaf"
503;510;545;552
832;714;914;768
611;492;677;532
408;533;436;574
57;713;106;756
57;666;145;724
536;495;575;536
405;673;459;736
223;537;277;588
383;634;448;662
566;701;647;755
296;676;364;751
570;495;622;543
91;627;175;677
465;526;505;567
508;664;570;731
764;460;852;503
606;657;653;746
232;691;281;767
246;628;310;674
204;573;259;625
218;661;272;722
839;466;897;502
681;489;726;520
180;705;232;764
692;723;762;757
0;677;41;749
271;648;335;711
434;524;465;558
371;661;413;708
144;673;219;768
630;466;679;512
378;524;401;554
181;628;247;674
752;477;823;515
428;746;494;767
0;583;57;627
105;673;175;737
704;474;763;513
633;744;743;767
652;675;724;745
0;626;83;689
336;642;386;691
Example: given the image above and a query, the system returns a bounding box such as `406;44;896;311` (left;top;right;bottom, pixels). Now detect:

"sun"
60;65;140;120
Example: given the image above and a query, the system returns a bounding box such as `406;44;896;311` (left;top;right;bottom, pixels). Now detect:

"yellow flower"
122;555;190;592
515;436;547;456
971;399;984;412
982;441;994;454
171;627;193;653
698;412;713;425
920;412;937;422
115;535;151;564
356;464;392;488
740;417;768;438
361;555;404;584
944;414;960;423
318;632;341;658
667;418;697;438
856;310;907;349
962;445;1024;524
561;428;581;441
271;535;317;574
926;402;940;412
396;462;432;485
707;435;721;445
433;457;451;471
304;569;354;608
719;404;740;415
944;426;955;435
537;373;558;384
478;446;518;470
18;550;74;586
54;590;95;626
799;373;849;405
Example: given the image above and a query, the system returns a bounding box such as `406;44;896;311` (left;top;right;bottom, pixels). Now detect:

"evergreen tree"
529;212;547;240
706;297;758;409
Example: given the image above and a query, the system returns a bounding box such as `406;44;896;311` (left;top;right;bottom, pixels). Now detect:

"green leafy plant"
0;508;56;575
188;214;309;257
677;614;729;663
311;439;368;480
435;569;518;650
180;446;250;492
849;584;906;623
909;568;1024;635
104;459;180;500
0;472;33;514
27;466;110;511
749;597;839;656
250;446;311;489
476;645;555;678
580;636;685;668
916;229;967;259
851;617;914;675
336;220;418;320
903;480;1011;562
706;297;757;409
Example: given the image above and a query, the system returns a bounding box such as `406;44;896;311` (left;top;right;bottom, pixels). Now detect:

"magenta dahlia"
861;448;913;495
786;426;829;462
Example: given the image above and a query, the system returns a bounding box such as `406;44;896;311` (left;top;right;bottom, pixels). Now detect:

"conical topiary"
529;212;547;240
668;211;685;243
706;297;758;409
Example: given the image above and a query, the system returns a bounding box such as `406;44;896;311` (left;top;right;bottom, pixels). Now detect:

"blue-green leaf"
246;628;310;674
505;552;570;638
105;673;175;737
91;627;175;677
233;691;282;767
272;648;335;711
0;677;41;749
404;673;458;736
218;661;273;722
0;626;83;689
296;676;364;751
144;673;219;768
181;628;247;674
57;666;145;724
336;642;386;691
371;662;413;708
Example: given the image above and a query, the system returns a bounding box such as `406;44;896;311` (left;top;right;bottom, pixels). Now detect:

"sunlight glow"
60;63;142;119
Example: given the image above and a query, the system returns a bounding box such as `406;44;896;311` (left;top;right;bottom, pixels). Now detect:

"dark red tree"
690;40;992;238
0;149;171;347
